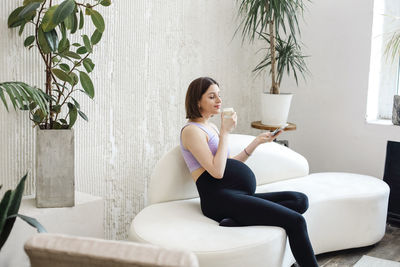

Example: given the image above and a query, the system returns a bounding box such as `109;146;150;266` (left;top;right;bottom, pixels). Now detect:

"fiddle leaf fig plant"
235;0;310;94
1;0;111;129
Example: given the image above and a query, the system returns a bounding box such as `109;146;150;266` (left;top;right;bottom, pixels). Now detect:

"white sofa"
129;134;390;267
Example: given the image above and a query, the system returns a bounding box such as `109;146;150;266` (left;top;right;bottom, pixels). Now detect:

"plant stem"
55;52;90;121
267;1;279;94
34;0;62;128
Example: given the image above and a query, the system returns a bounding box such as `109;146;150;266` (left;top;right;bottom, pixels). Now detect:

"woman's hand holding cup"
221;108;237;134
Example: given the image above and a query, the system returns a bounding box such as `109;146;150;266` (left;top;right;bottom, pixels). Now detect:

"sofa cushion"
256;172;389;254
130;198;288;267
148;134;309;205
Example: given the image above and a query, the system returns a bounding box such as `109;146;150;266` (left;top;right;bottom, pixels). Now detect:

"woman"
180;77;319;267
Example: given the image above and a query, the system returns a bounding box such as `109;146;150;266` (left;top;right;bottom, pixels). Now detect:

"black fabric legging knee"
196;158;318;267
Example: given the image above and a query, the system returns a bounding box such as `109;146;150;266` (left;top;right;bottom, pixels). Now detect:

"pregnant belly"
221;159;256;194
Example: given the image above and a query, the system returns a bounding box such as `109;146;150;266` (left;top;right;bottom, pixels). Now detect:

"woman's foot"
219;218;240;227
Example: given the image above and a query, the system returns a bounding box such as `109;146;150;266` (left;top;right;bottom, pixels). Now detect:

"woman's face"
198;84;222;117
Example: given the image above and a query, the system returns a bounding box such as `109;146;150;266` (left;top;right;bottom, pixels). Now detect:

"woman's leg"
253;191;309;214
219;192;318;267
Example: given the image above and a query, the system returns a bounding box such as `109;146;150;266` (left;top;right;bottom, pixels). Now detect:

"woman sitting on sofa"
180;77;318;267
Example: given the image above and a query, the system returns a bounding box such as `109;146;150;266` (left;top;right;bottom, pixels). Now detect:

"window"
367;0;400;121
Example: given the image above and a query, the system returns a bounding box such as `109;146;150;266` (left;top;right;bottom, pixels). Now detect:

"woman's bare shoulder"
181;124;207;148
182;124;204;138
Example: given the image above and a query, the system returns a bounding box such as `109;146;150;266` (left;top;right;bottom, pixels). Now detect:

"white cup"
223;108;234;118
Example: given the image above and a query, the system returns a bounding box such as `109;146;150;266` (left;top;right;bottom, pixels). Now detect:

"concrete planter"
260;93;293;126
393;95;400;125
36;129;75;208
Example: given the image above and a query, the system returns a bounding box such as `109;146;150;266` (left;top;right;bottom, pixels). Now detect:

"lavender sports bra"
180;122;230;173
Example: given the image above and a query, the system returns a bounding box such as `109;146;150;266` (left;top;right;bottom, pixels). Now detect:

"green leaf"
0;174;28;250
64;12;73;30
24;35;35;47
41;5;58;32
0;88;10;111
2;84;18;110
7;84;26;109
28;102;37;110
90;9;105;33
85;6;92;16
70;12;78;34
60;119;68;124
67;102;77;128
52;68;73;84
52;0;75;25
82;35;92;52
51;57;60;64
23;0;44;5
44;29;59;52
18;2;41;18
58;38;70;53
83;58;95;73
0;191;12;236
15;214;47;233
59;22;67;39
79;10;84;29
37;27;51;54
70;72;79;85
18;21;27;36
71;97;80;109
71;42;81;47
79;71;94;98
90;29;102;45
59;63;70;72
51;104;61;113
8;7;25;28
100;0;111;6
63;51;81;59
78;110;88;121
76;46;87;54
33;108;45;123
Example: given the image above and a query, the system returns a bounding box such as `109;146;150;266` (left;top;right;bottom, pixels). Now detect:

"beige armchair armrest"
24;233;199;267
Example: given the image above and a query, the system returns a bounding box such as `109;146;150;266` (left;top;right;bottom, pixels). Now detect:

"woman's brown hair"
185;77;219;119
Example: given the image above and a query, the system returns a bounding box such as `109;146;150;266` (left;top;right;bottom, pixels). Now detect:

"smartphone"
271;123;289;136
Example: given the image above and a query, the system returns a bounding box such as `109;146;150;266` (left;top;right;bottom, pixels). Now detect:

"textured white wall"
0;0;264;239
283;0;400;178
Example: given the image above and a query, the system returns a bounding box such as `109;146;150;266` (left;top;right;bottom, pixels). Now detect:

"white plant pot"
36;129;75;208
260;93;293;126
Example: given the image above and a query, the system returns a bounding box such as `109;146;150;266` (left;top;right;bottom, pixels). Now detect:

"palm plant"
1;0;111;129
236;0;310;94
385;16;400;64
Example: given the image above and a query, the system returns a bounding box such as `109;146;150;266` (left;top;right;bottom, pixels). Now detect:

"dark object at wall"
393;95;400;125
383;141;400;225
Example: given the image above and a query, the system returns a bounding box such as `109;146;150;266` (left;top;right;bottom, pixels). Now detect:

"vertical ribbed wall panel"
0;0;264;240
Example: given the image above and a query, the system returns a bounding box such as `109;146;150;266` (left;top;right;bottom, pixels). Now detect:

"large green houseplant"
0;0;111;207
235;0;310;126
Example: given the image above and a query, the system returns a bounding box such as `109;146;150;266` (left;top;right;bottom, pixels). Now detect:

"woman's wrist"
220;129;229;137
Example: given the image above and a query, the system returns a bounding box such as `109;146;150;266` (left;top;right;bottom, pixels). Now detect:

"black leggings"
196;159;318;267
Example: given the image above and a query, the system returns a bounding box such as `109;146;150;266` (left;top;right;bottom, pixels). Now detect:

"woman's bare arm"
232;130;283;162
182;113;236;179
182;126;229;178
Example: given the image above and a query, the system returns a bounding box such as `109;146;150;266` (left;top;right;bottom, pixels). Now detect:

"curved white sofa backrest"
148;134;309;205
